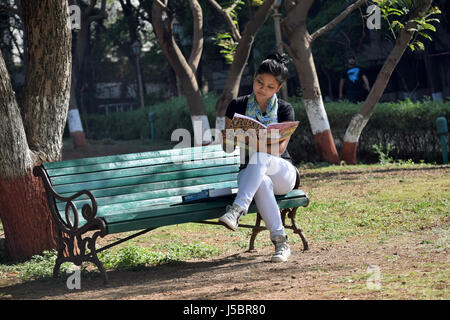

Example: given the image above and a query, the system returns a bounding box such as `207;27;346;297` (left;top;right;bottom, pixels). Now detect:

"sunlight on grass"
334;261;449;300
297;164;449;243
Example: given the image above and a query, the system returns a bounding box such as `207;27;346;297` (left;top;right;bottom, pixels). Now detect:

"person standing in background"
339;55;370;103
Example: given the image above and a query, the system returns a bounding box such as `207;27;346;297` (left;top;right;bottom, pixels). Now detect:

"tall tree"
208;0;275;130
68;0;107;149
341;0;438;164
152;0;212;146
281;0;366;164
0;0;72;260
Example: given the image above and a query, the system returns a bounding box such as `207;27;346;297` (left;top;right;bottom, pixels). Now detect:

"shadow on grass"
0;251;264;299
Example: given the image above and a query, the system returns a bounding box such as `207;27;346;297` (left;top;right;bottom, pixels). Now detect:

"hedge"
67;95;450;164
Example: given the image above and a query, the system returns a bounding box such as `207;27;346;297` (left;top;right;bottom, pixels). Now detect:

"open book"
230;113;299;145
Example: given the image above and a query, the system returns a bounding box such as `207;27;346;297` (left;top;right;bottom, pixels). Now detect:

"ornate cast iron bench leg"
248;213;264;252
248;208;309;252
52;228;109;285
286;207;309;251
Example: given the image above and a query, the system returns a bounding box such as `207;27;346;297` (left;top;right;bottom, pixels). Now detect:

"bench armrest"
33;166;106;235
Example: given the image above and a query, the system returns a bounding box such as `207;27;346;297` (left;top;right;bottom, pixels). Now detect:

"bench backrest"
43;144;240;226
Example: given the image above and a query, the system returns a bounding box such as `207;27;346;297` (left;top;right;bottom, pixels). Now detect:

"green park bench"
33;144;309;284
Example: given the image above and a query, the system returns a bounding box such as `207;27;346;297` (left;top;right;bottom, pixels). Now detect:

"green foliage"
288;98;450;163
211;0;261;64
212;32;238;64
376;0;441;51
372;143;396;165
0;242;220;281
98;242;220;270
82;94;218;144
0;250;71;281
75;96;449;163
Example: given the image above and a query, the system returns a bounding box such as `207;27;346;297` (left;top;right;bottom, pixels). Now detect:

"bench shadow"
0;250;279;300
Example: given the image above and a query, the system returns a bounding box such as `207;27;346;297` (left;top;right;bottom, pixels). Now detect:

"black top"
340;66;367;94
225;95;295;165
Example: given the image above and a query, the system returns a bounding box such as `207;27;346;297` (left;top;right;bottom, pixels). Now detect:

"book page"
231;113;267;130
230;113;299;145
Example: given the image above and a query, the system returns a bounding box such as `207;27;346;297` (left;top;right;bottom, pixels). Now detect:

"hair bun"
266;52;289;65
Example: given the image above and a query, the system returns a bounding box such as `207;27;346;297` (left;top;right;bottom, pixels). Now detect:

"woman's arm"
258;134;290;156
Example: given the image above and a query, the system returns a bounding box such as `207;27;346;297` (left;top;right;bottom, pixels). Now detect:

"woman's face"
253;73;282;106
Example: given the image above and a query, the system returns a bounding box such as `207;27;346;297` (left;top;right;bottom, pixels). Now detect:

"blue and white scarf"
245;93;278;126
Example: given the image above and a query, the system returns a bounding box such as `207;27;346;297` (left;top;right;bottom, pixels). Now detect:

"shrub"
69;96;450;163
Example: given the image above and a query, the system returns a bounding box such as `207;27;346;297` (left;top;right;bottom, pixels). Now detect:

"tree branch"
188;0;203;74
155;0;167;9
310;0;367;42
87;0;107;24
282;0;314;36
206;0;241;41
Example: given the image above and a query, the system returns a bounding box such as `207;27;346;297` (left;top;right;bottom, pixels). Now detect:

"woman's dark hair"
256;53;289;84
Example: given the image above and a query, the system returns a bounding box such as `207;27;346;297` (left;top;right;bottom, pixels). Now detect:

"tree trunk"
341;0;433;164
0;173;58;260
0;0;72;260
152;0;212;146
69;78;89;149
283;24;339;164
281;0;365;164
214;0;274;130
68;0;107;149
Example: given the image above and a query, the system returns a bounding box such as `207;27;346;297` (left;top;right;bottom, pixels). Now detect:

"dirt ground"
0;141;448;300
0;228;447;300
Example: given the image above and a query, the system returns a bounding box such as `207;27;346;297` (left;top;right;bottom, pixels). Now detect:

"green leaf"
419;32;432;41
392;20;404;29
415;41;425;50
422;23;436;32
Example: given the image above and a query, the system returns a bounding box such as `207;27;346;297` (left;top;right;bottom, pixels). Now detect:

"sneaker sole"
218;217;238;231
271;249;291;263
271;255;289;263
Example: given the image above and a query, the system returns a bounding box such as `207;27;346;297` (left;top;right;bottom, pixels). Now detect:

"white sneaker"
271;235;291;262
219;203;245;231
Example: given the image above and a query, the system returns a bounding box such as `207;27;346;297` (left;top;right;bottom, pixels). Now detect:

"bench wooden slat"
101;190;307;224
52;165;238;195
46;150;238;177
57;173;238;202
45;147;237;173
56;187;306;231
49;156;239;185
55;180;238;212
105;195;308;234
44;144;226;169
54;173;239;224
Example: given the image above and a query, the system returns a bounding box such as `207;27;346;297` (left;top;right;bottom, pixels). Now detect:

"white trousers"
233;152;297;239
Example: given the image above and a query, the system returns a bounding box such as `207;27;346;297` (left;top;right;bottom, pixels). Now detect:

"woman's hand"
256;136;290;156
